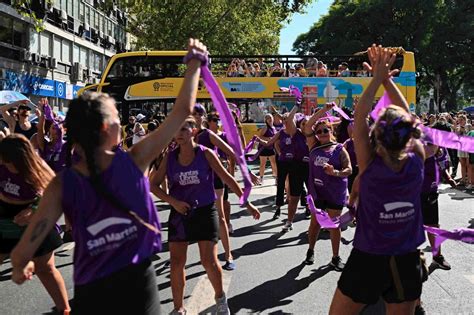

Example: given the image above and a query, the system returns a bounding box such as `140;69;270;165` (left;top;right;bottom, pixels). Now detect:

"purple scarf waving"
424;226;474;256
306;195;353;229
186;51;252;204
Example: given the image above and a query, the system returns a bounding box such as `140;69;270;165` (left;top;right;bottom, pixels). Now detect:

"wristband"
333;170;340;177
183;49;209;66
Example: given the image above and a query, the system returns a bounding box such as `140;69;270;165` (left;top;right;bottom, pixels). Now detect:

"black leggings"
73;259;160;315
276;160;308;206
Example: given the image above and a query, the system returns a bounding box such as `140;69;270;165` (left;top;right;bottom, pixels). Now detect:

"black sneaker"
305;249;315;265
273;206;281;220
414;305;426;315
330;256;345;272
433;255;451;270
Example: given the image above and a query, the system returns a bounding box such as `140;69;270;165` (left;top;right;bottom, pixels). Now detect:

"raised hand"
363;44;398;81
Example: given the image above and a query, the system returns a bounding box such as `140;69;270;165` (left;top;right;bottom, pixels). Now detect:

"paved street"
0;165;473;315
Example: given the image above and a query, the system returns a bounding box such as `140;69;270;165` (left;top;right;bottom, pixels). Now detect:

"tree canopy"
293;0;474;111
125;0;313;55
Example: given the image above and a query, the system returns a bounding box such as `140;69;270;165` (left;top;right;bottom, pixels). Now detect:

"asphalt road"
1;165;473;315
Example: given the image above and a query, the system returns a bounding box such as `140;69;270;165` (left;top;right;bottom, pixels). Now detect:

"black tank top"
14;121;37;140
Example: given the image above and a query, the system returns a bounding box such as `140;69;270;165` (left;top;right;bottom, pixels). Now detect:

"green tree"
124;0;313;54
293;0;474;111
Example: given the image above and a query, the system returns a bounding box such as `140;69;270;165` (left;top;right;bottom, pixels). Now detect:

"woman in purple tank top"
0;134;69;313
192;105;237;271
304;120;352;270
257;114;278;181
150;117;260;315
330;45;427;315
11;39;209;315
257;106;308;232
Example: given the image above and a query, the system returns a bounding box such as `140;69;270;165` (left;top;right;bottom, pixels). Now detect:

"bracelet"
333;170;340;177
183;49;209;66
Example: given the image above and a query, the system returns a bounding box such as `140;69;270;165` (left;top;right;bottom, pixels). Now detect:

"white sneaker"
282;221;293;232
215;294;230;315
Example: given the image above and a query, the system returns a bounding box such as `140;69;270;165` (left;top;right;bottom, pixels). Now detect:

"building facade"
0;0;129;109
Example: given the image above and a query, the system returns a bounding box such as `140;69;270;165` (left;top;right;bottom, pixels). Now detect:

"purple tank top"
308;144;348;205
61;150;162;285
422;156;439;193
354;153;425;255
41;141;67;173
258;125;276;150
293;130;309;162
343;138;357;169
217;132;228;159
274;122;284;132
0;165;39;201
196;128;213;149
278;130;294;161
167;145;216;208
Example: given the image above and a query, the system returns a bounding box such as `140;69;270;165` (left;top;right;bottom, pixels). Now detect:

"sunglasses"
18;105;30;111
209;118;219;123
316;128;330;135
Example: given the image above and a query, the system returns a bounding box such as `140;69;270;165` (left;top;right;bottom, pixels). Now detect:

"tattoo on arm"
30;218;48;243
339;150;353;177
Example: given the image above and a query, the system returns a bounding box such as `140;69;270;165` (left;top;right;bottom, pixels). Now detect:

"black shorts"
0;221;62;257
73;259;160;315
338;248;423;305
168;203;219;243
259;147;275;157
314;199;344;211
288;160;308;197
421;192;439;225
213;176;229;201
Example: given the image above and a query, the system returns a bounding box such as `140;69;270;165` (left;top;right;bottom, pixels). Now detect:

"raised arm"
11;176;64;284
285;105;299;136
304;103;334;135
0;100;25;131
36;100;47;152
130;39;207;172
355;45;396;174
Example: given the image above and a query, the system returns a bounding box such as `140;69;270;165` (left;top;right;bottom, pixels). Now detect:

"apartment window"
53;37;61;60
91;10;97;29
12;21;27;48
80;47;88;68
79;2;84;21
73;0;80;19
85;6;90;25
0;15;13;45
67;0;73;16
29;29;39;54
98;15;103;33
73;44;79;63
60;0;66;11
40;32;50;56
62;39;71;64
107;20;112;36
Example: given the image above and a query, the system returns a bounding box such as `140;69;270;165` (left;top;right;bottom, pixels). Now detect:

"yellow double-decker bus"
79;50;416;142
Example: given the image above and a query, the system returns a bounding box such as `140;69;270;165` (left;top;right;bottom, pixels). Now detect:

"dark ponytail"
66;92;158;233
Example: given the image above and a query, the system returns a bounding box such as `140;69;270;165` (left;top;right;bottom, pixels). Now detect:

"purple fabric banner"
244;136;257;154
370;91;391;120
306;195;353;229
333;105;351;120
246;146;264;162
200;66;252;205
281;85;302;105
424;225;474;256
421;126;474;153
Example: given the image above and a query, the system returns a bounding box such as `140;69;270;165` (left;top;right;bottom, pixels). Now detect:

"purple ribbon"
306;195;353;229
244;136;257;154
370;91;391;120
281;85;302;105
246;146;264;162
424;225;474;256
369;90;474;153
333;105;351;120
199;61;252;205
421;126;474;152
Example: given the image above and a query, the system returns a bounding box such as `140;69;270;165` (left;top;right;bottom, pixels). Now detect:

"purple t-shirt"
40;141;67;173
196;128;213;149
354;153;425;255
308;143;348;206
166;145;216;208
61;150;161;285
278;130;294;161
0;165;38;201
422;156;439;193
343;138;357;169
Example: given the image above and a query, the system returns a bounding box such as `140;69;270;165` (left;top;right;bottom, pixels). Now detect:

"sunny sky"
279;0;332;55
